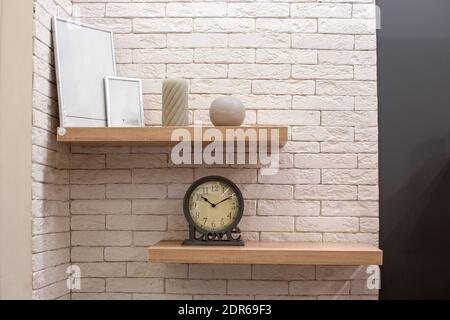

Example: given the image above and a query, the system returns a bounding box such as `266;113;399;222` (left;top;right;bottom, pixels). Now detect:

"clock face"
185;177;244;234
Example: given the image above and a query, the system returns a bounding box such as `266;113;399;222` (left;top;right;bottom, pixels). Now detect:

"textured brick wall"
31;0;72;300
33;0;379;299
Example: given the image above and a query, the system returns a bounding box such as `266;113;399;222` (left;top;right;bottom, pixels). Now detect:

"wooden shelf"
148;241;383;266
57;126;288;146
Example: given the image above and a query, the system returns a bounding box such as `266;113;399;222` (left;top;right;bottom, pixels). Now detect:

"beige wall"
0;0;34;299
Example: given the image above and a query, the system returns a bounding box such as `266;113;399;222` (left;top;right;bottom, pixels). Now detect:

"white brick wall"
32;0;72;300
32;0;379;300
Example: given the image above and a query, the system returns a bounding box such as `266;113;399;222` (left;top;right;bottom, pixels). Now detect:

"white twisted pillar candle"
162;79;189;126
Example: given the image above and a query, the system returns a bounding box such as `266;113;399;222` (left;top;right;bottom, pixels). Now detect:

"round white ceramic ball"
209;96;246;126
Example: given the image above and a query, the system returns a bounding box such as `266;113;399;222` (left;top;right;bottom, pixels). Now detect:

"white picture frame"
105;77;144;127
53;17;116;127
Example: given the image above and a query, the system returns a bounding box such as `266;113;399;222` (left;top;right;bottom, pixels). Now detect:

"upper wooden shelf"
148;241;383;266
57;126;288;146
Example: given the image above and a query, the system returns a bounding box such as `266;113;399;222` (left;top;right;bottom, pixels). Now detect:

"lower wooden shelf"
148;241;383;266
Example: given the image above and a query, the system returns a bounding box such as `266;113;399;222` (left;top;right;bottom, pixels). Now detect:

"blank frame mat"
107;80;143;127
54;19;115;127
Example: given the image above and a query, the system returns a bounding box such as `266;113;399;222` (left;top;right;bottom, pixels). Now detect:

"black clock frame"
182;176;245;246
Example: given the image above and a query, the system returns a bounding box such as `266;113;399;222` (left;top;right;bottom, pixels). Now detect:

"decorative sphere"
209;96;246;126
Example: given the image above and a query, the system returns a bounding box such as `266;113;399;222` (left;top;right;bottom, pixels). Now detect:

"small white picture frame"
105;77;144;127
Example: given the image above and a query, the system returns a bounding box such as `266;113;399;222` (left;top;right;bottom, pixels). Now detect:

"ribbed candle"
162;79;189;126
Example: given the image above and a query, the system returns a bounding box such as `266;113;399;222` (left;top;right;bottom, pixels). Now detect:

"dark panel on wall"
378;0;450;299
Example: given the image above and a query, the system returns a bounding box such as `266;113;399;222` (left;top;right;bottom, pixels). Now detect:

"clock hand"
201;196;216;207
214;196;232;206
221;187;230;198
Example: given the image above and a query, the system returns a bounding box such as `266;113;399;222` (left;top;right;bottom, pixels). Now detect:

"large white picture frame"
105;77;144;127
53;17;116;127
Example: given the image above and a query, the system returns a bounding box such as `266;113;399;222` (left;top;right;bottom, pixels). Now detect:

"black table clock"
183;176;244;246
